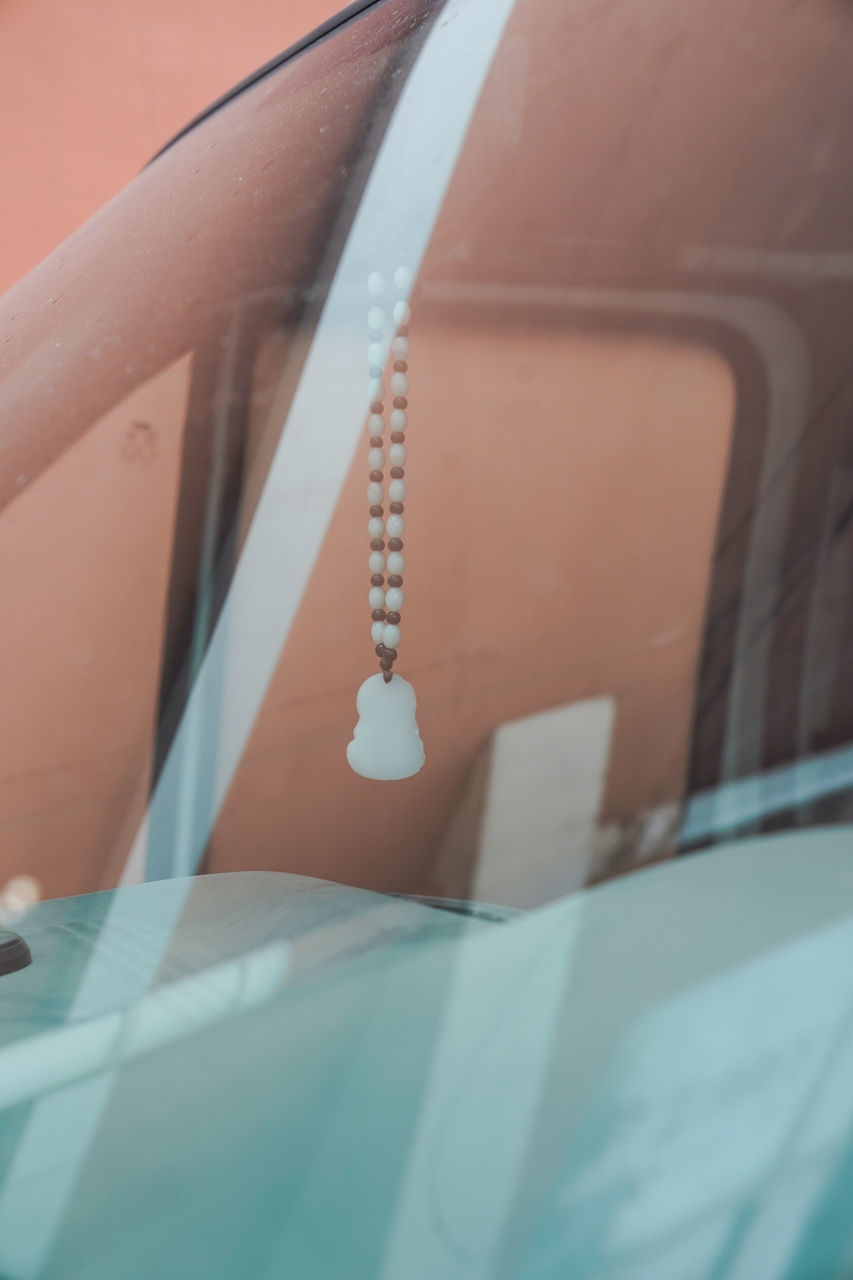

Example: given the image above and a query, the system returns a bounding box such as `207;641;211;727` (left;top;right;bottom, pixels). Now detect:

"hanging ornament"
347;268;425;780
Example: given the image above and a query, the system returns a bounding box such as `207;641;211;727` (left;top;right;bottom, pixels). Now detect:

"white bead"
386;513;404;537
388;478;407;502
383;624;402;649
393;301;411;326
368;587;386;610
367;482;384;505
368;517;385;539
385;587;404;611
368;413;384;434
368;341;384;368
390;372;409;397
369;364;383;380
389;443;407;466
391;336;410;358
369;551;386;574
387;551;405;575
368;271;385;297
389;409;407;432
369;378;384;402
367;306;385;333
371;621;386;644
368;448;385;470
394;266;413;292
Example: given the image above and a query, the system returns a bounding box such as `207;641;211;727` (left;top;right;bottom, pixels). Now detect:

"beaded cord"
365;267;413;682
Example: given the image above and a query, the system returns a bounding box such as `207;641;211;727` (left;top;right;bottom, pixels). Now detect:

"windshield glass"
3;1;853;1278
0;0;851;914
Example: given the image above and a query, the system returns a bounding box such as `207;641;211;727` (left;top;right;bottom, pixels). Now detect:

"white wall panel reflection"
528;891;853;1277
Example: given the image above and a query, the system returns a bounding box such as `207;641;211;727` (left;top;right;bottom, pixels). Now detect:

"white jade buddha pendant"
347;673;425;780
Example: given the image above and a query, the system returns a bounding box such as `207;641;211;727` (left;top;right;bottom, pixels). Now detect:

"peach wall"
0;0;739;904
0;0;338;296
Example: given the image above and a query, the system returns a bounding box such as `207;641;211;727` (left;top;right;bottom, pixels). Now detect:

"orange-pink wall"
0;0;339;296
0;0;739;907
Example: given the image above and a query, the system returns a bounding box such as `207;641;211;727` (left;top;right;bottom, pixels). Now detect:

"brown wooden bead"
369;504;383;517
369;470;383;482
390;431;405;443
370;401;384;414
388;575;403;588
379;657;393;671
370;538;385;551
390;467;404;479
384;648;398;662
383;671;393;683
369;435;384;448
389;502;404;514
387;611;401;625
370;574;384;587
375;644;387;658
371;608;386;622
398;325;409;337
393;397;408;410
388;538;403;552
393;361;408;373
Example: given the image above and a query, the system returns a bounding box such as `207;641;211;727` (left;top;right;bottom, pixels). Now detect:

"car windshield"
2;1;853;1277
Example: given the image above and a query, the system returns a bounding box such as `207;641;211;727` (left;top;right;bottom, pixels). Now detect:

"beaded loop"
363;267;413;679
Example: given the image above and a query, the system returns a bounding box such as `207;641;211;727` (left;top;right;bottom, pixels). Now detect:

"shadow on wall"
207;324;734;906
0;325;734;906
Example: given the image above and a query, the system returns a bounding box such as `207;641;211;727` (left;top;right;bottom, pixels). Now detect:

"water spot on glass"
121;421;157;463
